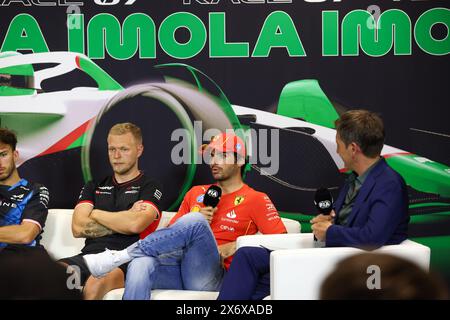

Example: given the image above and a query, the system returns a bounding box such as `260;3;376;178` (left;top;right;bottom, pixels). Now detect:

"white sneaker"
83;249;129;278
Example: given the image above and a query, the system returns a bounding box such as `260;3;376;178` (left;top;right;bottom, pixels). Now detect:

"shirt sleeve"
249;193;287;234
76;181;96;206
21;185;49;231
139;180;163;218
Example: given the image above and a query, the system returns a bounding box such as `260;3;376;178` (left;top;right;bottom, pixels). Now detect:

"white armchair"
236;233;431;300
41;209;85;260
41;209;300;300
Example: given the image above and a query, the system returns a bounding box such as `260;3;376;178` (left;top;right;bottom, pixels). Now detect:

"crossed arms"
72;201;159;239
0;222;40;244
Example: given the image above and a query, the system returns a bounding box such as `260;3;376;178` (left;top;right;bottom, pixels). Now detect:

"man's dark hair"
335;110;385;158
320;253;449;300
0;127;18;151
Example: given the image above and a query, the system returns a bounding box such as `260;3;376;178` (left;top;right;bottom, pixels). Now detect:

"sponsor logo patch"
220;225;235;232
196;194;205;203
154;189;163;200
95;191;112;195
98;186;114;190
234;196;245;206
11;194;24;201
226;210;237;219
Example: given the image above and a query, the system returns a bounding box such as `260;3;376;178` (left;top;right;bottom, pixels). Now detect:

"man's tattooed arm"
78;221;114;238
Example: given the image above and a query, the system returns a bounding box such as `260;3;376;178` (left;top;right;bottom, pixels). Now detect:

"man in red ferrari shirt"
83;132;286;300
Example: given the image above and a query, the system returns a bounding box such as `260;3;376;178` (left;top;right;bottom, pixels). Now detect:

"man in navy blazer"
311;110;409;248
321;158;409;248
217;109;410;300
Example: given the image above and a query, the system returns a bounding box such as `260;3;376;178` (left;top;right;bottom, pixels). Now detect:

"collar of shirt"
348;157;381;188
356;157;381;186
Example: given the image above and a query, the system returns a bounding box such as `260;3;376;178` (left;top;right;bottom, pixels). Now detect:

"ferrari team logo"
234;196;245;206
191;205;201;212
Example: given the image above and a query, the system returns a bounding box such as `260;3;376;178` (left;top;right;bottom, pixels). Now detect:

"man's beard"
214;174;227;182
212;167;237;182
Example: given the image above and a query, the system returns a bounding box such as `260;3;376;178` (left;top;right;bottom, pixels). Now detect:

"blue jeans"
123;212;225;300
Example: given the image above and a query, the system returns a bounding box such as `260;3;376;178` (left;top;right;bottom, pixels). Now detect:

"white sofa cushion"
237;233;431;300
41;209;175;260
40;209;85;260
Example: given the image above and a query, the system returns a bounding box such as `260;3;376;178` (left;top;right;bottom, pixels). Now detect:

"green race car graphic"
1;52;448;207
1;51;449;282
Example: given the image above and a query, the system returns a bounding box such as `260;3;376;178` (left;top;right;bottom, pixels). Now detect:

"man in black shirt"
0;128;49;252
59;123;163;300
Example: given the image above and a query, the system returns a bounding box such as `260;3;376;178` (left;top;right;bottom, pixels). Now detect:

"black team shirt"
77;172;163;254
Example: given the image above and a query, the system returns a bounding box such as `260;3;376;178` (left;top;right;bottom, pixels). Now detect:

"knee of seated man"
127;257;158;277
178;211;208;226
235;246;267;260
84;275;116;298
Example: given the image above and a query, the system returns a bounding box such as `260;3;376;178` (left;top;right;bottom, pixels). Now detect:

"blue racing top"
0;179;49;248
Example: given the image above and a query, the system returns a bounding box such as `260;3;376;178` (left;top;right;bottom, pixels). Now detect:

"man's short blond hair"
108;123;142;144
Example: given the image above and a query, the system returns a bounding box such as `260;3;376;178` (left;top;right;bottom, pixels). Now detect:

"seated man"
218;109;410;300
59;123;163;300
0;128;49;253
83;132;287;300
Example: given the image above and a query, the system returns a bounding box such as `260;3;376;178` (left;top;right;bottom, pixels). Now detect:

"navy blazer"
326;158;409;249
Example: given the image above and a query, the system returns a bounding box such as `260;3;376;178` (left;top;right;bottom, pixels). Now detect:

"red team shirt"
169;184;287;269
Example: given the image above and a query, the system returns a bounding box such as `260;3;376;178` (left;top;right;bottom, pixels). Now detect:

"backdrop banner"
1;0;449;288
